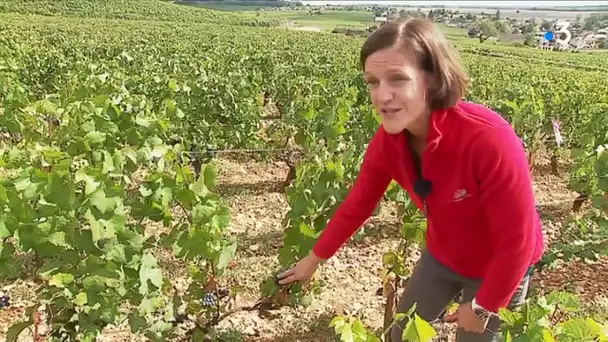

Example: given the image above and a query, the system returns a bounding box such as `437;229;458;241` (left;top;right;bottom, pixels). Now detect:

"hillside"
0;0;282;26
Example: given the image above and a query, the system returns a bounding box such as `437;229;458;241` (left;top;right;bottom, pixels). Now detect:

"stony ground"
1;153;606;342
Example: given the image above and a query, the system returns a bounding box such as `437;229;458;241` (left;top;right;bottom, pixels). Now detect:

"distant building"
564;33;605;50
374;16;391;27
583;34;599;48
570;37;586;49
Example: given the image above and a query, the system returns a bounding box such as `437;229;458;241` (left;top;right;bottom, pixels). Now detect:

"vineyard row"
0;11;606;341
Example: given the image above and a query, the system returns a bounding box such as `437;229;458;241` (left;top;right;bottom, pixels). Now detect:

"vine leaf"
139;252;163;295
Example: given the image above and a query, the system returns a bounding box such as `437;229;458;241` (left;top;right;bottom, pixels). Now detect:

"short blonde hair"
360;18;469;110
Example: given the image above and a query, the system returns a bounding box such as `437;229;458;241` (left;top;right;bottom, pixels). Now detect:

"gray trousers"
390;250;531;342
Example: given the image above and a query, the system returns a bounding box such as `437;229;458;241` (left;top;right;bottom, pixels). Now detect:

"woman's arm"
472;123;540;313
312;128;393;260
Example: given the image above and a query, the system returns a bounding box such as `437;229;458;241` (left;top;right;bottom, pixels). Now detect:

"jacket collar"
381;104;455;185
383;104;451;154
425;106;449;154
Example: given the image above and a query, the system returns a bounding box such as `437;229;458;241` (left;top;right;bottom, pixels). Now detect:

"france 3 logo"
543;22;572;48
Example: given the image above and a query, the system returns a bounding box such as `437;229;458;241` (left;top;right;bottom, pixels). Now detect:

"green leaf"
14;176;31;192
351;319;368;338
401;221;426;243
192;173;209;198
591;195;608;213
5;321;33;342
559;318;596;340
90;190;117;214
192;204;215;224
291;193;312;217
139;252;163;295
153;187;173;208
0;218;11;239
85;131;106;145
0;184;7;205
48;231;69;247
48;273;75;288
138;296;162;315
168;78;178;91
76;169;100;195
203;164;218;190
594;148;608;191
85;210;103;243
303;107;316;120
73;292;88;306
23;181;41;200
128;313;147;333
191;327;207;341
83;275;106;292
175;188;196;208
211;205;230;230
261;276;279;297
139;185;152;197
151;144;167;159
103;240;127;263
340;322;354;342
382;252;397;267
47;172;72;209
499;308;524;326
299;222;319;239
216;241;237;270
102;151;116;174
299;294;313;308
135;112;153;127
402;313;437;342
546;291;580;312
542;329;556;342
330;316;346;330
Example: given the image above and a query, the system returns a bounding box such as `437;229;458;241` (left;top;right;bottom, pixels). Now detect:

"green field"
179;2;471;34
0;1;607;341
253;10;373;30
180;1;376;31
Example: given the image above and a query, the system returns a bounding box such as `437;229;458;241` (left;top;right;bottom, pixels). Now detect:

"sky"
299;1;608;7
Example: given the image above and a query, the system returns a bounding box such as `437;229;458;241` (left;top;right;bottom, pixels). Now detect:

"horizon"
298;1;608;8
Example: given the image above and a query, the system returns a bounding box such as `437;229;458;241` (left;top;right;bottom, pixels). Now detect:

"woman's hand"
276;251;325;285
444;302;489;333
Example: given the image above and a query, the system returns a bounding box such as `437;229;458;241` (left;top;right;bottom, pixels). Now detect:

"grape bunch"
200;288;230;308
201;292;217;308
69;157;89;172
0;295;10;309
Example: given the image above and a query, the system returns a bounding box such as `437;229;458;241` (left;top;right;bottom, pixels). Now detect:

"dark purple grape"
200;292;217;308
0;295;10;309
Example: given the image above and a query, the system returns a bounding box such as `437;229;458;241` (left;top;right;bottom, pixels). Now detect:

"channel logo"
543;22;573;48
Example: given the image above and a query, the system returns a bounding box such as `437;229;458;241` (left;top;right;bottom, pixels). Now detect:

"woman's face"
363;46;432;135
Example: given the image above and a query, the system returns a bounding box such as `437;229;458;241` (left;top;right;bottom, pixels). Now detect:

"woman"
277;18;544;342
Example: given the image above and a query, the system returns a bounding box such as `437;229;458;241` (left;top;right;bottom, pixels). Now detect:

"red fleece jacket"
312;101;544;312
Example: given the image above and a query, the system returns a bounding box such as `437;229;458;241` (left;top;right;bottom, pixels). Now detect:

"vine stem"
181;300;268;336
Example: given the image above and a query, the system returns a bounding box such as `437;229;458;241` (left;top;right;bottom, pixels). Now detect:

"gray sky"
299;1;608;7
